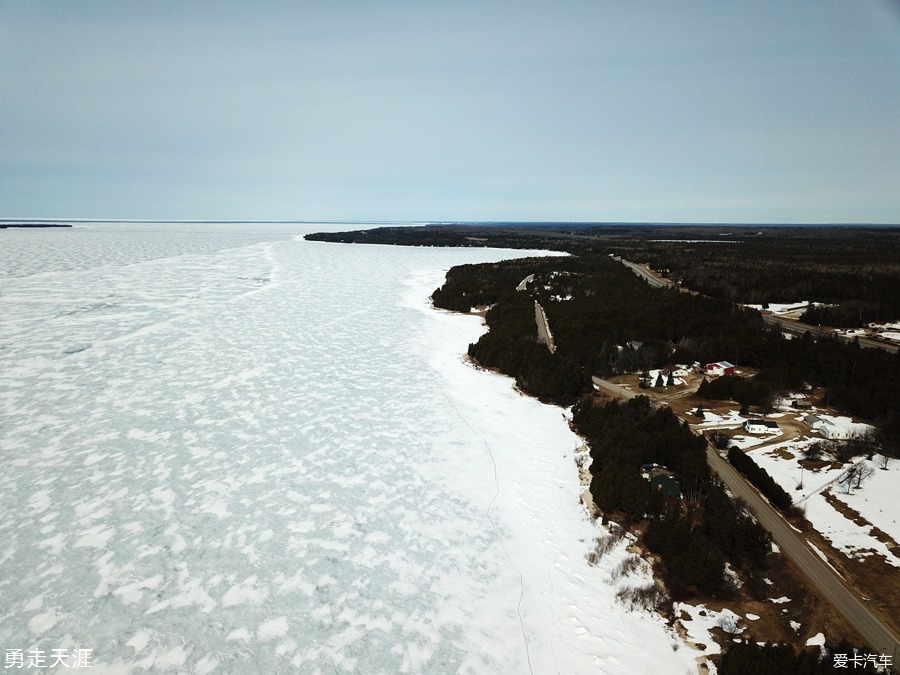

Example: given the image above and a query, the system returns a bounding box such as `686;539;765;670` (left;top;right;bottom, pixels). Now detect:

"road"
617;257;671;290
591;374;900;662
534;301;556;353
761;313;899;353
616;257;899;354
706;447;900;664
591;375;635;400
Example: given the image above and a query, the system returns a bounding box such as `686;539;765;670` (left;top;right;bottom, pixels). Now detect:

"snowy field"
744;302;810;315
696;397;899;570
748;438;900;569
0;224;697;673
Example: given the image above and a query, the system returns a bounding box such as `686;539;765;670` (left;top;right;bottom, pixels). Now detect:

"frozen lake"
0;223;695;673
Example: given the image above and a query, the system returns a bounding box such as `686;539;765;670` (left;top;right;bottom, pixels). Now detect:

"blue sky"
2;1;898;222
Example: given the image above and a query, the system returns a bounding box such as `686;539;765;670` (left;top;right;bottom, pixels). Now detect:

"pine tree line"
727;447;793;511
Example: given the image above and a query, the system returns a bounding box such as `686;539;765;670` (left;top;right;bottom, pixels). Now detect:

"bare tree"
878;454;892;470
842;431;880;462
854;463;875;489
838;461;876;492
839;465;858;493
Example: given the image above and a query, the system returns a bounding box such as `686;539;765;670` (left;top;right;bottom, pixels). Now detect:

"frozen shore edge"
400;254;701;674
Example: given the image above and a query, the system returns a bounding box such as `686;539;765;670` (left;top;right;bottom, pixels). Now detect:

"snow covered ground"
747;438;900;569
676;604;742;657
693;397;898;571
0;224;698;673
744;302;811;315
645;369;684;387
692;410;745;430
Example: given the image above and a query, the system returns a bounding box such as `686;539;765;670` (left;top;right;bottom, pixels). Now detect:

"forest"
428;251;900;437
601;227;900;327
573;396;771;598
307;223;900;326
305;223;594;253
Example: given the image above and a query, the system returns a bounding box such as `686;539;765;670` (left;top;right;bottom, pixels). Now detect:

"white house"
817;422;854;440
743;419;779;434
804;416;857;440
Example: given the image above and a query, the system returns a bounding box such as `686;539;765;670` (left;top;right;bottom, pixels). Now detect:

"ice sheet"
0;224;696;673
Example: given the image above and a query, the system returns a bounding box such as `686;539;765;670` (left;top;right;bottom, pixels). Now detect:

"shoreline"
0;223;72;228
407;262;700;673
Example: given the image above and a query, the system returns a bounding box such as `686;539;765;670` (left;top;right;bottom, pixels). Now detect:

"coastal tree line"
573;396;771;597
431;252;900;438
309;224;900;327
307;224;899;670
607;229;900;326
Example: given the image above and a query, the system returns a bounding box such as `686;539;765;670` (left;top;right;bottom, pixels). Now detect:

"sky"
1;1;899;223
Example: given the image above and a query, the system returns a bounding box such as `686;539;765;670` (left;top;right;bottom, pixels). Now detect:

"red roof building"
705;361;735;376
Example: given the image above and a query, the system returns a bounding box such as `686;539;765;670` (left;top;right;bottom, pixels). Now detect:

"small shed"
802;414;824;427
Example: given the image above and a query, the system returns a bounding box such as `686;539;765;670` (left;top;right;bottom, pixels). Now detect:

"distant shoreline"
2;219;898;227
0;223;72;229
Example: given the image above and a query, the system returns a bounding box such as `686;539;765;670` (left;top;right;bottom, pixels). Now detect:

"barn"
705;361;735;376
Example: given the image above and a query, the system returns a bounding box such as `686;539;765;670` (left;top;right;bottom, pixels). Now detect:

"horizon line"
2;218;899;228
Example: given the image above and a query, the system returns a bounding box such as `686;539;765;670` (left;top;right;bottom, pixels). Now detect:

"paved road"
617;257;899;354
534;301;556;353
618;257;671;289
591;375;635;400
591;375;899;663
706;447;900;664
762;313;900;353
